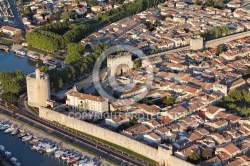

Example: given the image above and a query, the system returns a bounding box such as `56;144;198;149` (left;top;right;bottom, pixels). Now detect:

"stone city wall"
39;107;194;166
205;31;250;48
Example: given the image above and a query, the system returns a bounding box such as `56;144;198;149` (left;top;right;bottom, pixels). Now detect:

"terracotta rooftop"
67;92;107;102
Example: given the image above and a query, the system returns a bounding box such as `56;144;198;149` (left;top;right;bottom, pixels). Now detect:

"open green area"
0;112;118;166
25;0;166;51
26;102;39;115
51;121;157;166
218;90;250;116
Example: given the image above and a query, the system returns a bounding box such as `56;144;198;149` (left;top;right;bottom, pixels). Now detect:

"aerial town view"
2;0;250;165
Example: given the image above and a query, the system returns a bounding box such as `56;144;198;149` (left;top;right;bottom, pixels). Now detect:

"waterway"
0;131;68;166
0;51;37;74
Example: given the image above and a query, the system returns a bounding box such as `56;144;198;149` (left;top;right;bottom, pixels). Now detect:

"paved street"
7;0;26;32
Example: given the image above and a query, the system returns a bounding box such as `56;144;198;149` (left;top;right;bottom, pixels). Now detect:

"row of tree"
188;148;212;164
204;0;225;9
200;26;231;41
0;71;26;104
25;0;166;51
218;90;250;116
40;43;109;91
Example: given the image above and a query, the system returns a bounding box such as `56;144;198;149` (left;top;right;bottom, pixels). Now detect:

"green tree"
200;26;230;41
22;7;32;16
162;96;176;106
188;152;200;164
134;59;142;68
2;93;18;105
202;148;212;159
0;70;25;94
216;47;223;55
61;12;70;20
247;67;250;75
58;78;63;89
195;0;202;5
66;43;84;64
218;90;250;116
129;117;138;125
88;0;98;6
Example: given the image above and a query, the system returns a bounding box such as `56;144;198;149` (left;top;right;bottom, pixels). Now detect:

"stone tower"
190;35;204;50
26;64;50;107
107;52;133;77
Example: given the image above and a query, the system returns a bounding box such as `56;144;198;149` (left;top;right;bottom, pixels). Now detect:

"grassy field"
51;121;158;166
0;112;118;166
26;102;39;115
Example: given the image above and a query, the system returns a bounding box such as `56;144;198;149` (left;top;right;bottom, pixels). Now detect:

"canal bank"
0;112;113;166
0;51;37;74
0;153;13;166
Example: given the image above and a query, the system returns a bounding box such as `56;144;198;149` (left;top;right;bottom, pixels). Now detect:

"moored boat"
11;129;19;136
0;145;5;151
14;49;26;57
4;151;12;157
4;126;14;133
17;132;26;138
10;157;21;166
0;124;10;131
22;135;33;142
27;53;40;61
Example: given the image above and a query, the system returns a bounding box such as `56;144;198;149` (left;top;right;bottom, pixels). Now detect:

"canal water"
0;131;67;166
0;51;37;74
0;51;66;165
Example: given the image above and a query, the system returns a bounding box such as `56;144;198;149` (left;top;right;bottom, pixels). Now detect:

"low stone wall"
39;107;194;166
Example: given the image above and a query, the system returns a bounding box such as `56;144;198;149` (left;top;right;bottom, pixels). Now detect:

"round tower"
26;64;51;107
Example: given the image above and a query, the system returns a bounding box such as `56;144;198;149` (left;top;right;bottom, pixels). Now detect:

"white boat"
85;160;95;166
30;138;40;145
31;144;40;151
0;145;5;151
5;127;14;133
5;151;12;157
11;129;19;136
45;144;57;153
14;49;26;57
18;132;26;138
19;129;25;133
27;53;39;60
0;124;10;130
0;126;6;130
10;157;21;166
68;155;80;164
73;159;88;166
55;149;67;158
22;135;33;142
61;154;70;160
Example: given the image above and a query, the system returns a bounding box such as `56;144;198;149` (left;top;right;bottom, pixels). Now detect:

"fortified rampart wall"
39;107;194;166
205;31;250;48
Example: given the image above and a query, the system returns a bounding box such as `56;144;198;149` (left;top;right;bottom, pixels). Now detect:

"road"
0;97;149;166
